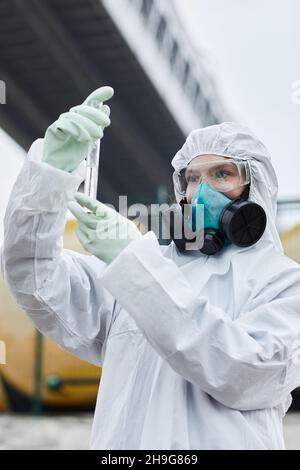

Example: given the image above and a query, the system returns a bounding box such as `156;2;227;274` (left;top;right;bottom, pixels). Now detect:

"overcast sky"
174;0;300;199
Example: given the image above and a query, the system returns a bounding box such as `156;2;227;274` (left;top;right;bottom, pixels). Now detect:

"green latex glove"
67;192;142;264
42;87;114;172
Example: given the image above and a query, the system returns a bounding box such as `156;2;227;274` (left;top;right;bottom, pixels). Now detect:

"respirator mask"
170;158;267;255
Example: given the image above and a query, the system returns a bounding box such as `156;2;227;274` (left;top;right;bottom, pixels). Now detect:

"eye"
186;173;199;184
213;169;230;179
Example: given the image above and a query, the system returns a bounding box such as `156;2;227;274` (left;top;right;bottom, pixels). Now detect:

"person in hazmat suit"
2;86;300;450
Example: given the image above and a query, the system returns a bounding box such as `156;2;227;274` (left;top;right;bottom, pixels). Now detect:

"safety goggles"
173;158;251;198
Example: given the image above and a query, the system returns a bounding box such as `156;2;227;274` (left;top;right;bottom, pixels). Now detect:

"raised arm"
2;87;115;367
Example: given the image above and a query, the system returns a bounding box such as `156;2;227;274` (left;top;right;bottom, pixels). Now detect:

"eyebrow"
186;163;233;175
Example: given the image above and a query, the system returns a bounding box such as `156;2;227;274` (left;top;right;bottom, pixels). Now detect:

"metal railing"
105;0;228;129
276;199;300;266
131;0;226;124
277;200;300;235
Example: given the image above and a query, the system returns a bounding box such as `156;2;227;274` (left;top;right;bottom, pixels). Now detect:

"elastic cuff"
100;230;159;275
20;159;83;212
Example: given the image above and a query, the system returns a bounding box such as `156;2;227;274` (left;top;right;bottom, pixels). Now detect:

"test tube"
84;100;103;199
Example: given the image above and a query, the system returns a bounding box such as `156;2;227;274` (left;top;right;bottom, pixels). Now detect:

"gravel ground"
0;413;92;450
0;412;299;450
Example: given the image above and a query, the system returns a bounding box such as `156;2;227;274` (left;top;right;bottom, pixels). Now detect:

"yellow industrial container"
0;378;8;411
281;224;300;264
0;219;101;411
281;223;300;404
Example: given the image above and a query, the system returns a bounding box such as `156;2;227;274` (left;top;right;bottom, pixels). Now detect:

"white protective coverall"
2;122;300;450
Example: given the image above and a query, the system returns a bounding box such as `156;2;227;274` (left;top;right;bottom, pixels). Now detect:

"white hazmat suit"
2;122;300;449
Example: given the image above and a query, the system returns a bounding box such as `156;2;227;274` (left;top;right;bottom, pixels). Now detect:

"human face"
185;154;248;203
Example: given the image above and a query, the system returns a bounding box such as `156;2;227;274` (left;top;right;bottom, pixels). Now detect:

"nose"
186;178;203;204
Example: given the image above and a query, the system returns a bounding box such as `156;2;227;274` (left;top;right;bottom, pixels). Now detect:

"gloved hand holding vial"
42;87;114;186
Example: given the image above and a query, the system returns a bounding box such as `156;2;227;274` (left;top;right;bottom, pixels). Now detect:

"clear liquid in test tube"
84;100;103;200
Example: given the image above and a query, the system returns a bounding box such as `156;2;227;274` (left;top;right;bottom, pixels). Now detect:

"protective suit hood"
171;122;283;254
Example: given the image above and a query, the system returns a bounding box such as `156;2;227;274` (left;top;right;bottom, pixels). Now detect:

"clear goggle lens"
174;159;250;197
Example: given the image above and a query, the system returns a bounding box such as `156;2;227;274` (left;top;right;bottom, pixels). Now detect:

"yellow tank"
281;223;300;402
0;378;8;411
0;219;101;411
281;223;300;264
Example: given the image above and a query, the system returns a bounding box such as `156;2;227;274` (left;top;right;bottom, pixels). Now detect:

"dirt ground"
0;412;299;450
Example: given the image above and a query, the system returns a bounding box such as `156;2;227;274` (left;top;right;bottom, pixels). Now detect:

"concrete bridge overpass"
0;0;228;205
